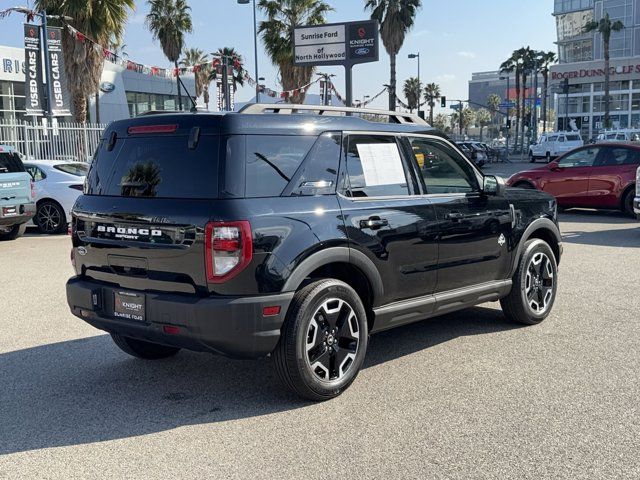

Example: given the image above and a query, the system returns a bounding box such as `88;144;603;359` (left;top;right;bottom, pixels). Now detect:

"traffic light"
506;119;512;129
440;96;446;108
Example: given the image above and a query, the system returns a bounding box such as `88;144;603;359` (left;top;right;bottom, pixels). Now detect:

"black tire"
529;152;535;163
514;181;535;190
622;187;635;217
545;152;551;163
273;279;369;401
0;223;26;241
35;200;67;234
501;239;558;325
111;333;181;359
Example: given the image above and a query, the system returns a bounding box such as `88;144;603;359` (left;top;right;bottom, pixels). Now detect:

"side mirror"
548;161;562;171
483;175;506;197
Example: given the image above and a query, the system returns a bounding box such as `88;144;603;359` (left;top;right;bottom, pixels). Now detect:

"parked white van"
529;132;584;163
594;129;640;144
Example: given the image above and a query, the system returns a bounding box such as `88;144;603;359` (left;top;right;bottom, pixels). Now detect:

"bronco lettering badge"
96;224;162;240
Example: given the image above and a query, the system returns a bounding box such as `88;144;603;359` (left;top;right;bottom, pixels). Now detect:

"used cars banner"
46;27;72;117
23;24;44;116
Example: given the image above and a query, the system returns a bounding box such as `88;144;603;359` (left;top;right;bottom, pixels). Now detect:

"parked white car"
594;129;640;144
529;132;584;163
22;160;88;234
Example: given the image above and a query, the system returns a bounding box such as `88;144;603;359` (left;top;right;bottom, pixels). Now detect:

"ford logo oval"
355;48;370;56
99;82;115;93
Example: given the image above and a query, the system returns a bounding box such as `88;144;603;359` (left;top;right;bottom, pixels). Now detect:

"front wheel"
622;188;635;217
35;200;67;234
0;223;26;241
546;152;552;163
273;279;368;401
111;333;181;359
529;152;535;163
501;239;558;325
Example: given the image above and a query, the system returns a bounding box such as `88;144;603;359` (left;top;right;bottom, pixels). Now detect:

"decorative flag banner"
23;24;44;116
46;27;72;116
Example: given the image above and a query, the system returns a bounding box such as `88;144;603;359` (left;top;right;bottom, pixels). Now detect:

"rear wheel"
545;152;551;163
0;223;26;241
529;151;535;163
514;181;535;190
622;188;635;217
501;239;558;325
273;279;368;401
111;333;181;359
35;200;67;234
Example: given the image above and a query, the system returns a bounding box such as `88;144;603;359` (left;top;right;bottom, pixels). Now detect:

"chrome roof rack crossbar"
238;103;429;126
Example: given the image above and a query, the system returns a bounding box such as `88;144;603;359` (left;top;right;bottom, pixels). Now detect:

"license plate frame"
2;206;17;216
113;291;146;322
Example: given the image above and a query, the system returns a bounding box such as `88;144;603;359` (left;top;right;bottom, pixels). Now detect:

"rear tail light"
205;221;252;283
68;184;83;191
127;124;178;135
30;179;35;200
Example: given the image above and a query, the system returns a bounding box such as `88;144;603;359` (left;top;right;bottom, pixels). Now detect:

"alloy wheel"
36;203;62;234
305;298;360;382
525;252;554;314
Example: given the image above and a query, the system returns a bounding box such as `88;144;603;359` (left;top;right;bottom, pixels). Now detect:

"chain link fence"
0;119;107;162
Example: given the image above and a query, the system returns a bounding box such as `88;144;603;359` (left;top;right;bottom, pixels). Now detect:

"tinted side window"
245;135;315;198
286;132;341;196
343;135;410;197
0;152;25;173
408;137;479;194
598;147;640;166
54;163;89;176
558;147;600;167
25;165;46;181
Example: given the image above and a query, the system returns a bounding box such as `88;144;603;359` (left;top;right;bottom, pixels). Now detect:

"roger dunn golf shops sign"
293;20;379;67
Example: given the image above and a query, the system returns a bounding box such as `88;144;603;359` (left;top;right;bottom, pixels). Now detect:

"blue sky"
0;0;557;112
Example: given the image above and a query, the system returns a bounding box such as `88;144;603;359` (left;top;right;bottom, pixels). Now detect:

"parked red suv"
507;143;640;216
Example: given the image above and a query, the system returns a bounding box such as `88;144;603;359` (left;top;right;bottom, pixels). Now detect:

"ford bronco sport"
0;145;35;241
67;105;562;401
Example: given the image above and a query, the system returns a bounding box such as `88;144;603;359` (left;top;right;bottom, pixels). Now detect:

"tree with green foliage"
146;0;193;111
475;108;492;141
423;82;440;125
584;13;624;128
402;77;422;112
365;0;421;111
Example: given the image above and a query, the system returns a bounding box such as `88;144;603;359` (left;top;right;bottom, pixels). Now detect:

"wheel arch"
281;247;383;330
620;183;635;210
510;218;562;277
512;180;536;189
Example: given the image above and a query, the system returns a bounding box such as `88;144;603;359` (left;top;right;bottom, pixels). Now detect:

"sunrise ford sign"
293;20;379;67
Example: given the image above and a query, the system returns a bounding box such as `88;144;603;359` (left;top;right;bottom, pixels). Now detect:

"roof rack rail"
237;103;429;126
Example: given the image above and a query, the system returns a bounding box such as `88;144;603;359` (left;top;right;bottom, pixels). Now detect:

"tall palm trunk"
95;92;100;123
542;70;548;132
429;103;434;125
514;68;521;152
175;60;183;110
604;37;611;129
389;52;396;111
521;70;528;150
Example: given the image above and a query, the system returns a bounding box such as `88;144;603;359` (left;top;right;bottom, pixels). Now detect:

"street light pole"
500;75;511;157
238;0;260;103
408;53;420;112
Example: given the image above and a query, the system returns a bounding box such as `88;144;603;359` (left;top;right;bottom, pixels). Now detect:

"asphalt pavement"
1;211;639;479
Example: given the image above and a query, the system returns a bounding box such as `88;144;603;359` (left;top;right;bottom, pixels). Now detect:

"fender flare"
282;246;384;303
510;217;562;276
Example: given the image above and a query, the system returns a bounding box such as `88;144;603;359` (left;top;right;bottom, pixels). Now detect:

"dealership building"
0;44;196;124
550;0;640;138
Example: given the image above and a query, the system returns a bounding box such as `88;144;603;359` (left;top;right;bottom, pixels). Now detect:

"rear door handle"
446;212;465;221
359;217;389;230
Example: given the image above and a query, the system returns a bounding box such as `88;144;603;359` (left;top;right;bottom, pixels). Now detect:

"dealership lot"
1;212;639;479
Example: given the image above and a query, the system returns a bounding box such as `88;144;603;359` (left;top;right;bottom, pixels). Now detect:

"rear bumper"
66;276;294;358
0;202;35;226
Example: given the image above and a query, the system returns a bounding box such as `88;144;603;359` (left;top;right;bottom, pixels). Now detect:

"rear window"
566;135;581;141
86;135;219;198
54;163;89;176
0;152;26;173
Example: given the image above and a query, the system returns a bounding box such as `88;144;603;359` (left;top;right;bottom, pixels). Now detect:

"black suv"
67;105;562;401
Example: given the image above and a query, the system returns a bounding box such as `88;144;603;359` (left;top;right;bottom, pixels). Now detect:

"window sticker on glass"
355;143;406;187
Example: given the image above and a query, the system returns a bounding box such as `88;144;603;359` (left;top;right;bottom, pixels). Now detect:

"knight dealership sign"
293;20;379;67
22;24;72;117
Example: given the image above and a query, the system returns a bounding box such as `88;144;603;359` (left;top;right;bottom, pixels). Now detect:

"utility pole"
459;101;463;136
532;68;539;143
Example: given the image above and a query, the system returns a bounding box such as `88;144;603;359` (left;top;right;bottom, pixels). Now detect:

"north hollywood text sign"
293;20;379;67
552;64;640;81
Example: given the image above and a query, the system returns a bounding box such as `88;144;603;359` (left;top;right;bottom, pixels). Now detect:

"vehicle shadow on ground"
559;209;634;224
558;211;640;248
0;306;518;455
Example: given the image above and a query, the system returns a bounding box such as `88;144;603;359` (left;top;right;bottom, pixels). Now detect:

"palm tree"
537;51;556;133
584;13;624;129
208;48;246;110
432;113;449;132
365;0;422;111
519;47;536;149
487;93;501;127
500;48;526;151
146;0;193;111
402;77;421;112
475;108;492;142
180;47;209;107
258;0;333;104
35;0;135;123
423;82;440;125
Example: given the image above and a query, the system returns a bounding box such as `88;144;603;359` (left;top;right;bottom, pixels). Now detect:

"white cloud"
457;51;476;59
